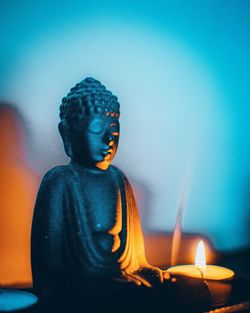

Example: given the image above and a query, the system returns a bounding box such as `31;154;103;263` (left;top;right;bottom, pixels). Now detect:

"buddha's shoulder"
110;165;129;182
42;164;130;183
42;165;73;184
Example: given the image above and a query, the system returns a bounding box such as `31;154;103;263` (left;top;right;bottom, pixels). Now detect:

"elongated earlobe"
58;122;73;158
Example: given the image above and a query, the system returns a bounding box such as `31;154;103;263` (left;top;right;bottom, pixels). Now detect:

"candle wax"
167;265;234;280
167;265;234;306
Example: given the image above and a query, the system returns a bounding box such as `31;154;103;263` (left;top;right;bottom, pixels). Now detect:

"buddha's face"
70;113;120;170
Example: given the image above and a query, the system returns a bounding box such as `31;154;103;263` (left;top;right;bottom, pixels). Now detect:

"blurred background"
0;0;249;286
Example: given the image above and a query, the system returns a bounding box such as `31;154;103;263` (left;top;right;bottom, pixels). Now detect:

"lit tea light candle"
167;240;235;306
167;240;234;280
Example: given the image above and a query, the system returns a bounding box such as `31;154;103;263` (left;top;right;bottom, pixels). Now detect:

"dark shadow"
219;173;250;278
245;173;250;248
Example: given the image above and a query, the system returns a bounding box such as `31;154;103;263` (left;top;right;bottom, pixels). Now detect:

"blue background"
0;0;249;251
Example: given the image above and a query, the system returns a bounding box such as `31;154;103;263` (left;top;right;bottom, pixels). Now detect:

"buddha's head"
58;77;120;170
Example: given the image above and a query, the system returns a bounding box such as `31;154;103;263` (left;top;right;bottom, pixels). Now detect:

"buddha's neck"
69;159;110;174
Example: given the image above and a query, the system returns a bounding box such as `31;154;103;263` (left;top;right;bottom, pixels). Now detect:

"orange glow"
170;200;184;266
96;141;118;170
108;190;122;253
131;183;213;269
96;160;110;170
144;233;217;268
117;180;164;287
0;105;39;287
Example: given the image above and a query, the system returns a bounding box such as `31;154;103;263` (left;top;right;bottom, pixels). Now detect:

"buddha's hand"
121;266;163;287
134;265;165;287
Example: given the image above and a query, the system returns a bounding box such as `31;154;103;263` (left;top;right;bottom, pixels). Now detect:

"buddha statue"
31;78;210;312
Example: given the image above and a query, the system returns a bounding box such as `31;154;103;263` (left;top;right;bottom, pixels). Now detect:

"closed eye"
88;120;105;134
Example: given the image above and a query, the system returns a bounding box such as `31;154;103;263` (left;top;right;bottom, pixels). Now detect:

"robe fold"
31;162;151;294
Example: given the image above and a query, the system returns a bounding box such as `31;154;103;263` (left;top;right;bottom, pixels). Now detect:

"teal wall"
1;0;249;251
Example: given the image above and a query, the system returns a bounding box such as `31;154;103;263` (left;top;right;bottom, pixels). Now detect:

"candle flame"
195;240;206;269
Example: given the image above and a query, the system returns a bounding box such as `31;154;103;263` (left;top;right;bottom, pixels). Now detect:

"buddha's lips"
102;148;113;155
101;148;113;161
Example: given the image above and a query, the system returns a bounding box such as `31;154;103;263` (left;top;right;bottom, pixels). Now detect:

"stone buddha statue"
31;78;210;312
31;77;164;289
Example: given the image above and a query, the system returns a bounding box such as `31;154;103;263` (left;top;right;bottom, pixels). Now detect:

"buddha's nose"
109;140;114;147
108;133;114;143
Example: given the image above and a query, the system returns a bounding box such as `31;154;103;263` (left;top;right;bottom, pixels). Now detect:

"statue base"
1;277;249;313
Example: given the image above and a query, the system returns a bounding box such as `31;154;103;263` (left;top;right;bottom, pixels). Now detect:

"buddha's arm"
120;177;164;286
31;169;65;294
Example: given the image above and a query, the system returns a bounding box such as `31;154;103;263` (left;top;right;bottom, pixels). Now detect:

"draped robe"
31;162;211;313
31;162;155;295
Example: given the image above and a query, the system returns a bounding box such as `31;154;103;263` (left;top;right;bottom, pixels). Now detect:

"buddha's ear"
58;121;73;158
